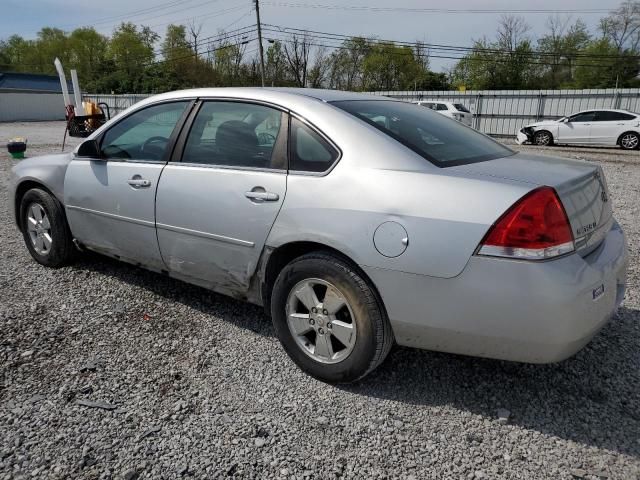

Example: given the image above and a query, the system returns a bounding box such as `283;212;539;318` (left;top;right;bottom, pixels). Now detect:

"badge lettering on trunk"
592;284;605;300
594;171;608;203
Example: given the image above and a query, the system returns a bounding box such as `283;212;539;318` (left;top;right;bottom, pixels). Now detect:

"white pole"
53;58;72;108
71;69;83;113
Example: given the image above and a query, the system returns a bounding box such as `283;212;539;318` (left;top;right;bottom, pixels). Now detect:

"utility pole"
255;0;266;87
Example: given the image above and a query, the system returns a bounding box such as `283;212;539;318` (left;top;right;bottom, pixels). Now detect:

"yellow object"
82;101;104;129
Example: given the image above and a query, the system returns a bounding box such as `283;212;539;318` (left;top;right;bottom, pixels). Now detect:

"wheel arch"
14;180;60;232
617;130;639;148
259;240;388;320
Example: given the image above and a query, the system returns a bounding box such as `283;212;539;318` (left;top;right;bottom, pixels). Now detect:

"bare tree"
283;34;311;87
307;46;329;88
496;14;531;51
188;20;203;57
414;41;430;71
600;0;640;52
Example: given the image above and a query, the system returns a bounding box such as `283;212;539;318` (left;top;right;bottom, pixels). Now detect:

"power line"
261;2;612;14
153;25;258;59
54;0;200;29
261;30;628;69
261;24;640;61
145;5;248;31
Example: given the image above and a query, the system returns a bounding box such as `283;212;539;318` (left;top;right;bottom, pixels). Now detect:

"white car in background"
414;100;473;127
516;109;640;150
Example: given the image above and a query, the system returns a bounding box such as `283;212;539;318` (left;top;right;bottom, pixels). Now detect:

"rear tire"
619;131;639;150
20;188;75;268
534;130;553;146
270;252;393;383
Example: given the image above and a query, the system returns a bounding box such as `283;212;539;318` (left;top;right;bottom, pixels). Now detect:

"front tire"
20;188;75;268
619;132;639;150
533;130;553;146
270;252;393;383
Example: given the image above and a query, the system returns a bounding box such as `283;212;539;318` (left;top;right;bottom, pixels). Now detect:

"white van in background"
414;100;474;127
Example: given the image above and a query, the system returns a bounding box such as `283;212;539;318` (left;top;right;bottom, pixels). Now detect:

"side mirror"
562;117;570;123
76;139;103;159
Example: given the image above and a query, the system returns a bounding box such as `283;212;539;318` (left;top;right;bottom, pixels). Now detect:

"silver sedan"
9;88;628;383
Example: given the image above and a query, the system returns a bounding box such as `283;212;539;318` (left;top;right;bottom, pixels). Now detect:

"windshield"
453;103;470;113
332;100;514;167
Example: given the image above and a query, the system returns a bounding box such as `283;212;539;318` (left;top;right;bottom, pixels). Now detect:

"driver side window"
100;101;189;161
568;112;595;123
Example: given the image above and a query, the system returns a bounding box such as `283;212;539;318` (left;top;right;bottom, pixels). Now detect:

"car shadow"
72;254;639;458
71;253;273;336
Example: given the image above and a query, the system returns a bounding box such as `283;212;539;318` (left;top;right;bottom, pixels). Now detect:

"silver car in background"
10;88;628;383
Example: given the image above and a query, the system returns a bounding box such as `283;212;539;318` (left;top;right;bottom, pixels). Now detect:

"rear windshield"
332;100;514;167
454;103;470;113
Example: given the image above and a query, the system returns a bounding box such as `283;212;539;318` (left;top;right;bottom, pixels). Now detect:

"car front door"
557;111;595;144
64;100;192;269
154;100;288;295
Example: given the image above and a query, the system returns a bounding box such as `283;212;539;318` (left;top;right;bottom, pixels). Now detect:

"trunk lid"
454;153;612;256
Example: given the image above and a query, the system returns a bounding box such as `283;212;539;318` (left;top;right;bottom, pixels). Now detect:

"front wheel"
20;188;76;267
619;132;639;150
270;252;393;383
533;130;553;146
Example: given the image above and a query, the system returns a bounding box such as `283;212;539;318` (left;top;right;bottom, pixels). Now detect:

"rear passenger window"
182;101;285;169
596;111;636;121
290;117;339;173
437;104;448;111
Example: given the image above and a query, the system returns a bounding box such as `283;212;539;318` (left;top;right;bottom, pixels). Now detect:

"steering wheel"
142;136;169;159
257;132;276;146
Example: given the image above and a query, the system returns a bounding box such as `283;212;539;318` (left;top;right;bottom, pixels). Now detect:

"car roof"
572;108;636;114
264;87;388;102
139;87;390;105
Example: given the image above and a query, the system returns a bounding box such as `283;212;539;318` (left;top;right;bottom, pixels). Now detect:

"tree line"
0;1;638;93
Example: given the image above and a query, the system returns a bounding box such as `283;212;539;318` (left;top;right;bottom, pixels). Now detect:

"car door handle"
245;191;279;201
127;178;151;188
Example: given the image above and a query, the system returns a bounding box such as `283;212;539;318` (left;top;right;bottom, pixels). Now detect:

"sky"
0;0;624;72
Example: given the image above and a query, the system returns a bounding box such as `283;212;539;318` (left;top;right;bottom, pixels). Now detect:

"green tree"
68;28;108;91
361;42;425;90
452;15;540;89
106;23;159;92
537;17;591;88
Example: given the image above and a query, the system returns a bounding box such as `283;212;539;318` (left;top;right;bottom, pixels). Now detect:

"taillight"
477;186;575;260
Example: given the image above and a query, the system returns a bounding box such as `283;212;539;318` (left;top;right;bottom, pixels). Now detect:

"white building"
0;72;71;122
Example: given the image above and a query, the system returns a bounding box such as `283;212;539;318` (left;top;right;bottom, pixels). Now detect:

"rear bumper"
363;220;628;363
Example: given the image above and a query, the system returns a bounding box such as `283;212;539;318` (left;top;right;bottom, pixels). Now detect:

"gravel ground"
1;124;639;479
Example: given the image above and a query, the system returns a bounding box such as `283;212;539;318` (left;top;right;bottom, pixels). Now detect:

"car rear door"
154;100;288;295
557;111;595;144
64;100;192;269
591;111;634;145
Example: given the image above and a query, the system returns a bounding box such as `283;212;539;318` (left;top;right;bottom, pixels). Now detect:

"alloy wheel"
535;132;551;146
621;133;639;150
26;203;52;255
286;278;357;364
